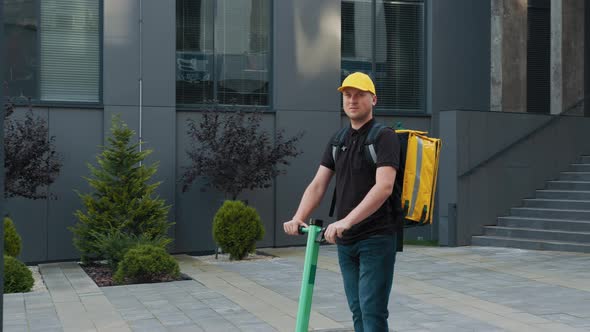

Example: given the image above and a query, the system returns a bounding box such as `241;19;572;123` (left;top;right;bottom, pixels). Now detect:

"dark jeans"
337;234;397;332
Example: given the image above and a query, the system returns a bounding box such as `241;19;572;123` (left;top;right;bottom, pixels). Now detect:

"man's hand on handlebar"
283;218;307;235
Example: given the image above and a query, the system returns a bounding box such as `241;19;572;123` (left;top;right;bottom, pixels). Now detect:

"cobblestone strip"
176;254;343;332
39;262;131;331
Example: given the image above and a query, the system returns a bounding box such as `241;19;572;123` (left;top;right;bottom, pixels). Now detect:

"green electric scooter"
296;218;327;332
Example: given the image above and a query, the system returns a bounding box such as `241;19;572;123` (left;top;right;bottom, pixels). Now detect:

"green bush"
4;255;33;293
113;244;179;284
70;116;172;263
92;230;173;270
4;217;22;257
213;200;265;260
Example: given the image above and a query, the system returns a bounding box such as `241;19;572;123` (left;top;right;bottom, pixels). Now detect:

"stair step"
471;155;590;254
482;226;590;243
497;216;590;232
523;198;590;210
546;181;590;191
569;164;590;172
560;172;590;181
536;190;590;200
511;207;590;220
471;236;590;253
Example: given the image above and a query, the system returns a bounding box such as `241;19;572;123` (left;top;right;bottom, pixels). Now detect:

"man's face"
341;87;377;122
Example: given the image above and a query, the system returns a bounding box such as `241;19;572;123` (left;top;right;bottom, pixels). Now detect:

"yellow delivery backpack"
395;130;441;225
327;123;441;251
328;123;441;227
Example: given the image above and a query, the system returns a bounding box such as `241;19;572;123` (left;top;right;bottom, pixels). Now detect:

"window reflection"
375;0;424;111
341;0;424;112
176;0;270;106
3;0;100;103
4;0;38;100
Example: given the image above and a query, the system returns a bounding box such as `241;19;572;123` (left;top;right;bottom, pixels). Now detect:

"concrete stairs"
472;155;590;253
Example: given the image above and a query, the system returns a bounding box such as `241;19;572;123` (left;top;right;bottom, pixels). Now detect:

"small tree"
4;217;22;257
71;115;173;263
181;110;303;200
3;97;62;199
213;200;264;260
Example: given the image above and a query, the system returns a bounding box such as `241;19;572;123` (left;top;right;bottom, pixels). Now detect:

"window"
176;0;271;106
527;0;550;113
342;0;425;112
4;0;38;100
3;0;101;103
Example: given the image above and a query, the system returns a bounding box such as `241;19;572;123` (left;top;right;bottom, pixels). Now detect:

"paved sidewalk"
3;245;590;331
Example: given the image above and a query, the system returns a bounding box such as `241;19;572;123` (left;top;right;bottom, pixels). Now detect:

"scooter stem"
295;219;324;332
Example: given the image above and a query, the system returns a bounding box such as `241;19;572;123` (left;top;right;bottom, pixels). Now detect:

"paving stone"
195;317;239;331
108;297;145;310
153;311;193;326
190;290;225;300
98;326;132;332
27;320;63;331
91;312;128;330
26;314;61;327
23;293;53;304
3;316;27;324
225;311;266;325
142;299;171;309
29;328;64;332
2;325;28;332
4;294;24;302
175;299;208;311
166;324;205;332
6;246;590;332
146;305;180;315
128;318;167;331
239;322;279;332
4;313;26;322
182;307;222;321
62;328;96;332
119;308;155;321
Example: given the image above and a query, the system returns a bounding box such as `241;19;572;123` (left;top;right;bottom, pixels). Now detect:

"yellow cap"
338;72;376;96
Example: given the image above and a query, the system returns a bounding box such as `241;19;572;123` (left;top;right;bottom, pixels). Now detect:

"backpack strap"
329;187;337;217
331;127;349;163
329;127;349;217
365;122;406;252
364;122;387;165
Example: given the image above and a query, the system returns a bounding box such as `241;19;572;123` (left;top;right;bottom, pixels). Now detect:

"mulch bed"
81;263;117;286
81;263;191;287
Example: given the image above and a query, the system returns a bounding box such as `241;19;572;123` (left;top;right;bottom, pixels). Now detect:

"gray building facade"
3;0;589;262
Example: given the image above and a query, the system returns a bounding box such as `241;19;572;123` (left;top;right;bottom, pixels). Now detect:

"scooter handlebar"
298;225;308;235
298;225;327;243
298;219;325;235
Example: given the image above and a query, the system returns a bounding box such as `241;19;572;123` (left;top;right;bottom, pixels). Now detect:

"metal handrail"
459;96;588;178
458;115;559;178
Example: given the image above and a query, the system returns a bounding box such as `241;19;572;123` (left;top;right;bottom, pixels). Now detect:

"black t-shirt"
321;119;402;245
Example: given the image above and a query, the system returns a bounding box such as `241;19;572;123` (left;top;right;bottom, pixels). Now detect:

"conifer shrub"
113;244;180;284
70;115;173;263
213;200;265;260
92;231;172;270
4;217;22;257
4;255;33;293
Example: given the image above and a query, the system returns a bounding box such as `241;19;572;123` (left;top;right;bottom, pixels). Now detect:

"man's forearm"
342;182;392;226
293;184;326;221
